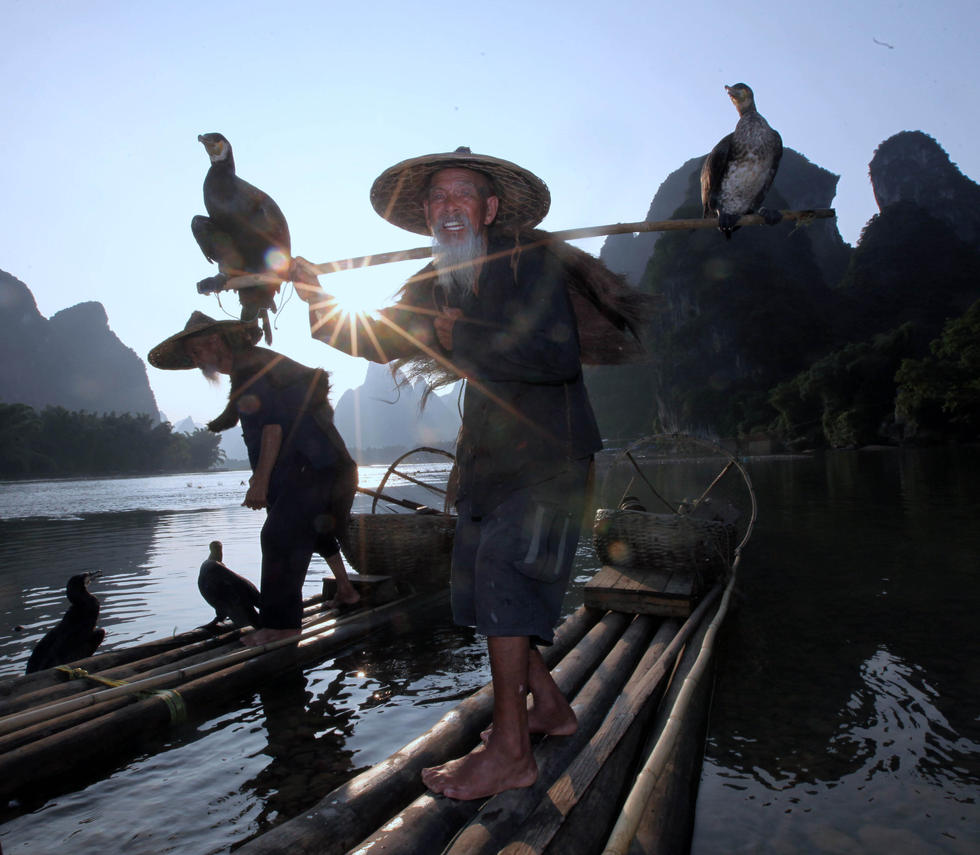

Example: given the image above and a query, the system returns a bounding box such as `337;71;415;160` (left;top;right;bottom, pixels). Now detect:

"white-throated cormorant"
192;133;314;343
25;571;105;673
700;83;783;239
198;540;261;631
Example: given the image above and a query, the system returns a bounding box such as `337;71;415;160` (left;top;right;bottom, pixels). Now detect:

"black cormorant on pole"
25;571;105;673
700;83;783;239
197;540;261;631
191;133;316;343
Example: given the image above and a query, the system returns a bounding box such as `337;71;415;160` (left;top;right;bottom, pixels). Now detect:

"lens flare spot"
265;248;289;273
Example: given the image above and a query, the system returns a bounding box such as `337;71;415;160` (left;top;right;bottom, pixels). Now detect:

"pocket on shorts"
514;501;577;584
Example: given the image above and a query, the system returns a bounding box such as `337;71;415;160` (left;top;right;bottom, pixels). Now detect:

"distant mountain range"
0;270;158;418
172;363;461;463
0;270;460;464
6;128;973;455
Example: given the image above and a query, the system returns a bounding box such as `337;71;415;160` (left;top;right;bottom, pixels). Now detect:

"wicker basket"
342;512;456;577
592;508;732;573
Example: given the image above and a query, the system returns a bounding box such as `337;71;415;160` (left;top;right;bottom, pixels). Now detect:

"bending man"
149;312;360;646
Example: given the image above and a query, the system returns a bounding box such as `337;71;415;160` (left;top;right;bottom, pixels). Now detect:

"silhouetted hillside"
0;270;159;418
587;131;980;447
333;363;461;459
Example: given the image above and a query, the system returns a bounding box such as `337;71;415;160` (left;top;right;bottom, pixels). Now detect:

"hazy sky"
3;0;978;424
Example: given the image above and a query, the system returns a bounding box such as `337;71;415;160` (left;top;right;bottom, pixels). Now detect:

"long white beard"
432;217;484;297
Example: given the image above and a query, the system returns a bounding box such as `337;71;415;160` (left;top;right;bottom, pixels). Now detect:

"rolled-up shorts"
450;457;592;645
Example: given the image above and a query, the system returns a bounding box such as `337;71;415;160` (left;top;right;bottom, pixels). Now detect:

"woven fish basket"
592;508;733;573
342;512;456;577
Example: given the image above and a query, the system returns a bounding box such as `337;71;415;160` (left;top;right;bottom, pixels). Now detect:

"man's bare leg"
422;635;538;800
481;645;577;742
325;553;360;608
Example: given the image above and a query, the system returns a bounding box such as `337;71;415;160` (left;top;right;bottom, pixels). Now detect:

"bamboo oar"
494;583;724;855
220;209;836;291
601;555;741;855
233;605;607;855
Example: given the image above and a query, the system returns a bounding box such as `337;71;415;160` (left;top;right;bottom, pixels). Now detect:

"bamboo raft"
233;435;755;855
0;578;448;802
3;437;753;853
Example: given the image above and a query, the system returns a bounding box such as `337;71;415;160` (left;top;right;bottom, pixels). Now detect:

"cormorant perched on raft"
25;571;105;674
192;133;318;343
198;540;261;631
700;83;783;239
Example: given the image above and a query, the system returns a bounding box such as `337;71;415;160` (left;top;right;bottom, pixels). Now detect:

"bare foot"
422;739;537;800
241;627;301;647
481;700;578;743
326;585;361;610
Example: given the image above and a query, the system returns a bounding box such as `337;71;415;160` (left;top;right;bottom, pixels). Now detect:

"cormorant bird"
700;83;783;239
191;133;317;343
25;571;105;674
197;540;261;631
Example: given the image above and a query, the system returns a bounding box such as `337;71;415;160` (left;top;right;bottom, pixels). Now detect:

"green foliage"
0;405;223;478
769;324;918;448
895;299;980;439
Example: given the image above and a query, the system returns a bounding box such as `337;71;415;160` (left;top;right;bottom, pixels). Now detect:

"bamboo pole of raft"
0;591;450;802
233;605;606;855
601;554;742;855
0;593;420;739
420;616;678;855
349;612;658;855
220;209;836;291
490;583;724;855
2;595;333;716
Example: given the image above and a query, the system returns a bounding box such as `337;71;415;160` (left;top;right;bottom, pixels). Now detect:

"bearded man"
295;147;650;800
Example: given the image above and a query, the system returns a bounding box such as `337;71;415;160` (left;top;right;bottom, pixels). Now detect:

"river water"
0;449;977;853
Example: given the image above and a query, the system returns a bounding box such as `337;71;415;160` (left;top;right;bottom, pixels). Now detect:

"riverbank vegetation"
0;405;223;478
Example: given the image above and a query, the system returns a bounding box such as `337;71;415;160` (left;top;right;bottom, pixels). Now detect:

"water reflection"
247;667;356;830
692;448;980;854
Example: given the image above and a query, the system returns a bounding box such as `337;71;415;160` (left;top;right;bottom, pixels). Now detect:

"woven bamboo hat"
370;146;551;236
148;311;261;370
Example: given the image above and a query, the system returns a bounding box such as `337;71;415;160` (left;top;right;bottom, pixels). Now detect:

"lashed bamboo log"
1;590;450;802
617;606;715;855
602;554;741;855
443;616;675;855
0;594;400;737
233;605;606;855
339;612;649;855
493;583;723;855
1;595;336;719
220;209;836;291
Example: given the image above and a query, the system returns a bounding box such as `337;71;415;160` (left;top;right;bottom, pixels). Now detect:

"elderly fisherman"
295;147;650;799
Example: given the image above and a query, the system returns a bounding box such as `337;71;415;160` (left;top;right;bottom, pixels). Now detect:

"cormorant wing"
231;176;292;254
701;134;734;217
749;129;783;212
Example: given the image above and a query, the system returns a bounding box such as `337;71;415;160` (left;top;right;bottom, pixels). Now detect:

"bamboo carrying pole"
220;209;836;291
